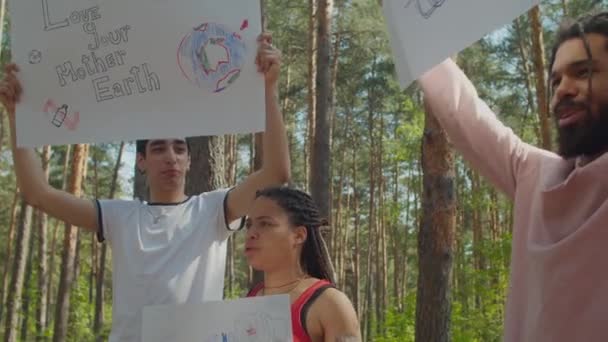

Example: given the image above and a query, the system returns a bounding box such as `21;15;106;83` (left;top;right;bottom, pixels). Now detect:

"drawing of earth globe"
177;22;247;93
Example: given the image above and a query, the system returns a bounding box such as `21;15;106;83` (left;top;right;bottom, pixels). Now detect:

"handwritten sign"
10;0;264;147
382;0;540;88
141;295;293;342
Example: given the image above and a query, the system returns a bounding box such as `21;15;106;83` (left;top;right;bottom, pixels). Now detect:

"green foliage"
374;294;416;342
67;281;95;342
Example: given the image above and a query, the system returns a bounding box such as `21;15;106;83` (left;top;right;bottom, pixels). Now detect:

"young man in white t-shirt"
1;32;290;341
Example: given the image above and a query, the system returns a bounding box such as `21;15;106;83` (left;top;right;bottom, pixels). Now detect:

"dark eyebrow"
254;216;274;221
149;140;168;147
551;59;595;80
245;216;274;226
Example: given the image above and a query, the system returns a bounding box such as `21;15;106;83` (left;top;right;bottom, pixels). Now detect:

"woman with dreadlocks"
244;186;361;342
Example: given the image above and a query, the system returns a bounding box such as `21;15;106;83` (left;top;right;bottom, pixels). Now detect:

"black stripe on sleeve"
94;199;105;243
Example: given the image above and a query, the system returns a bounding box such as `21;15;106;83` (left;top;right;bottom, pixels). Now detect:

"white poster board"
141;295;293;342
10;0;265;147
382;0;541;88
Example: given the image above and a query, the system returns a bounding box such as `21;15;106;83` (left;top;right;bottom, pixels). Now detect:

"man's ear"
136;153;146;174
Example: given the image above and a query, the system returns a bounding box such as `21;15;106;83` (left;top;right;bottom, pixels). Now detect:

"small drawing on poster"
177;20;249;93
29;49;42;64
404;0;447;19
43;99;80;130
201;312;290;342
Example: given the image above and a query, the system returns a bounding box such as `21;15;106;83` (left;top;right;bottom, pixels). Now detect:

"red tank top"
247;279;333;342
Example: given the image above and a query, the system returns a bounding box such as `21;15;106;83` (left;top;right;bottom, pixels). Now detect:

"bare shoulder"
310;287;361;341
316;287;353;308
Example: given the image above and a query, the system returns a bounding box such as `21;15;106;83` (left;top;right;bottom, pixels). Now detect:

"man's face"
136;139;190;193
550;33;608;158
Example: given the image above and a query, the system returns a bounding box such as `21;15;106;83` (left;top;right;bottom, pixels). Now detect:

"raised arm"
419;59;554;198
225;33;291;222
0;64;97;232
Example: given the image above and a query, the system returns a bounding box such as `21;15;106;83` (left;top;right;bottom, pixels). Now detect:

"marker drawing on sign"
29;50;42;64
43;99;80;130
404;0;447;19
177;20;249;93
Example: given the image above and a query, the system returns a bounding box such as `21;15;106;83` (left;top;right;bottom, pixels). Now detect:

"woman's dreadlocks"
255;186;336;284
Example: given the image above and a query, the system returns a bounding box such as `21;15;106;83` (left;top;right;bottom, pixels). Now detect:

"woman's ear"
294;225;308;245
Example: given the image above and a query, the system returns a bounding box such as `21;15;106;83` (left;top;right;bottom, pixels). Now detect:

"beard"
555;101;608;159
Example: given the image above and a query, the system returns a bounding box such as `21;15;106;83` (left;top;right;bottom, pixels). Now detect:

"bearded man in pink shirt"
419;11;608;342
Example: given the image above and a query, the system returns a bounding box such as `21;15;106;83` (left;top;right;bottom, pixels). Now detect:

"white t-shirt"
96;188;243;342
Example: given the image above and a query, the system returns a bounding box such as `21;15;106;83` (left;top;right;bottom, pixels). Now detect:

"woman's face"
244;197;306;271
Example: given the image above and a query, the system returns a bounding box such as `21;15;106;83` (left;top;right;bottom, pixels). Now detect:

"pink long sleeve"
418;59;555;199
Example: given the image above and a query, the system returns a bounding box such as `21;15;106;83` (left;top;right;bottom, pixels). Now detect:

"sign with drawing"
141;295;293;342
10;0;264;147
382;0;540;88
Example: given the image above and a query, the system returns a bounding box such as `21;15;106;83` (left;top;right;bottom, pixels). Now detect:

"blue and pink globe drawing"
177;20;249;93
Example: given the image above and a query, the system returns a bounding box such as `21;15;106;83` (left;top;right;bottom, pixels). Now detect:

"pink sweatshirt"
419;59;608;342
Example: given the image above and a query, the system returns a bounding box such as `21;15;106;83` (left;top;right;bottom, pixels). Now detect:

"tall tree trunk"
53;144;87;342
90;152;101;308
378;116;388;330
281;54;298;171
332;146;346;270
310;0;333;219
253;134;263;173
470;170;485;309
47;146;72;322
408;168;421;304
0;110;4;154
529;6;552;150
514;18;538;116
20;221;36;342
351;150;360;319
4;200;33;342
489;189;499;241
46;222;59;325
375;174;386;332
72;146;90;291
362;223;376;342
94;142;125;341
339;190;351;287
224;135;237;296
305;0;317;190
333;110;351;285
0;0;5;150
393;164;407;311
89;236;97;304
0;0;7;68
0;188;19;323
415;101;456;342
186;136;225;194
36;146;51;340
363;65;378;341
453;162;466;310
